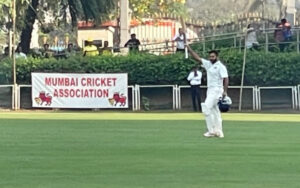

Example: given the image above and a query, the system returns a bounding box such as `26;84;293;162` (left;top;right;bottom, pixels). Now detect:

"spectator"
15;45;27;59
100;41;113;56
245;24;259;50
281;19;292;41
31;48;43;58
4;46;9;56
83;38;99;56
173;28;187;52
274;23;285;52
42;44;53;58
124;34;141;52
187;66;202;112
65;43;76;57
0;47;9;60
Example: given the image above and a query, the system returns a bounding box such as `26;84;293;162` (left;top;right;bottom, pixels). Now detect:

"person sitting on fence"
83;38;99;57
245;24;259;50
274;23;285;52
124;34;141;52
173;28;188;52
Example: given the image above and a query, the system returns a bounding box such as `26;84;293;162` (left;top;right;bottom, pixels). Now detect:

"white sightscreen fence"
3;84;300;111
228;86;256;110
138;85;175;111
178;86;256;111
178;86;207;111
258;87;296;110
18;85;136;111
298;85;300;110
18;86;31;109
0;85;13;109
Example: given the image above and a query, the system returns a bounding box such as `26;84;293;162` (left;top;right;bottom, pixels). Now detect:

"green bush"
0;50;300;86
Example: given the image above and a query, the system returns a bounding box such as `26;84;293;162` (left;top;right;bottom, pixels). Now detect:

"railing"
1;84;300;111
136;85;177;111
177;86;257;111
139;27;300;55
0;85;14;109
257;86;298;110
297;84;300;110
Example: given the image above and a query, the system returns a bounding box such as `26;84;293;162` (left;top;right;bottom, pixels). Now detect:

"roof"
78;19;174;29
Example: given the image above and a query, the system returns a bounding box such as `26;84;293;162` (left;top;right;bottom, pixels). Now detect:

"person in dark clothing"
124;34;141;52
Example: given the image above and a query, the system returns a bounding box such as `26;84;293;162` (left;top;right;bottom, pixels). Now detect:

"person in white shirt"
15;45;27;59
187;66;202;112
245;24;259;50
186;44;229;138
173;28;187;52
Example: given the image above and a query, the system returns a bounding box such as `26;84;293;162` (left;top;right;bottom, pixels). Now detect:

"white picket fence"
0;84;299;111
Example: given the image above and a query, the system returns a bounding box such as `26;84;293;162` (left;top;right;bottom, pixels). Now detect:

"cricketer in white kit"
186;45;229;138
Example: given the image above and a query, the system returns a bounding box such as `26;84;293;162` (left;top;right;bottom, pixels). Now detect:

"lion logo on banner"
35;91;52;106
108;92;127;106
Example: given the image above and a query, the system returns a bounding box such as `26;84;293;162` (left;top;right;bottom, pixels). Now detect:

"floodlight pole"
120;0;130;47
239;33;247;111
12;0;18;110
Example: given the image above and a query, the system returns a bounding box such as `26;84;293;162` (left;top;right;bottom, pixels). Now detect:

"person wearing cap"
83;38;99;56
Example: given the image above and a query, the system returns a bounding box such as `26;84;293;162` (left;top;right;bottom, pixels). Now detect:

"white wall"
77;28;114;48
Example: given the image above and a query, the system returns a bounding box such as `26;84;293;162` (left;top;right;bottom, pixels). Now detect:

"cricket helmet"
218;96;232;112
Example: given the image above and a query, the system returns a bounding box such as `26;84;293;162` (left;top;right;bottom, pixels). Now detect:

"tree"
63;0;116;27
9;0;187;52
19;0;39;53
130;0;187;18
18;0;116;53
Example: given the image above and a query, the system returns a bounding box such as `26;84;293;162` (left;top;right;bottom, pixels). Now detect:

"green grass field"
0;112;300;188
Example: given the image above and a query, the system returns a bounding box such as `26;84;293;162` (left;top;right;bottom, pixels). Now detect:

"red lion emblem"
35;91;52;106
108;92;126;106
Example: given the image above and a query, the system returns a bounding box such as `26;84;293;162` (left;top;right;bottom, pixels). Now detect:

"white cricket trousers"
201;87;223;135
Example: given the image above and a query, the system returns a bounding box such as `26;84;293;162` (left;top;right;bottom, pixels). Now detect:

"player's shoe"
215;131;224;138
203;132;215;138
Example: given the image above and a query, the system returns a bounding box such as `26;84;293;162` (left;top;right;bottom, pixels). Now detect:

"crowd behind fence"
140;27;300;55
4;27;300;58
0;84;299;111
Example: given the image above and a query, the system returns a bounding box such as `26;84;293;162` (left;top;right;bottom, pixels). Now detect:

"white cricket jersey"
187;71;202;85
173;33;188;49
201;58;228;88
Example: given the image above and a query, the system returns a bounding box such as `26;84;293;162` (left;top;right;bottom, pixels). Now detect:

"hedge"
0;49;300;86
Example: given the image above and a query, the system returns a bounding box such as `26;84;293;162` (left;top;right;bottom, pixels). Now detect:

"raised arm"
186;45;202;64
